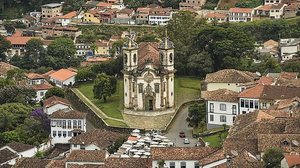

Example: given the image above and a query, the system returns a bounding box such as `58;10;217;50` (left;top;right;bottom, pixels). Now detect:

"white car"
183;138;190;144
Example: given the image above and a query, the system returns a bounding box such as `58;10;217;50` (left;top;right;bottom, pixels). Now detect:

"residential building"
0;25;8;36
5;36;35;57
113;8;135;24
95;40;110;56
50;110;87;144
55;11;77;26
135;7;151;24
269;3;287;19
25;73;53;102
43;96;72;115
1;142;37;158
81;57;112;67
148;8;172;25
22;15;38;27
265;0;282;4
202;89;239;128
238;84;300;114
75;43;92;57
69;129;126;151
49;68;77;88
0;148;18;166
257;39;279;58
65;150;108;167
0;62;18;78
228;8;254;22
42;26;82;38
122;36;175;113
281;154;300;168
41;3;63;19
151;147;226;168
203;69;258;92
96;2;112;10
284;3;300;18
179;0;204;10
83;10;101;23
280;38;300;62
205;12;228;23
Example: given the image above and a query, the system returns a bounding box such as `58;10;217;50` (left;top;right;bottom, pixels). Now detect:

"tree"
0;85;35;104
21;38;47;69
186;103;206;128
6;68;25;85
31;108;50;132
75;67;96;82
45;87;65;98
93;73;117;102
262;148;284;168
47;37;78;69
282;59;300;73
187;51;213;77
0;35;11;61
136;34;158;43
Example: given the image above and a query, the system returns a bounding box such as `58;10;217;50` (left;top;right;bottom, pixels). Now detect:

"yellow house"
95;41;110;56
83;10;100;23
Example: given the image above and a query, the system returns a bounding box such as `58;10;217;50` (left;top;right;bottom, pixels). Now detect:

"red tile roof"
138;42;160;69
6;142;35;153
31;83;53;91
202;89;239;102
50;110;87;119
43;96;71;108
229;7;253;13
205;69;258;83
49;69;77;81
96;2;112;7
57;11;77;19
66;150;107;163
86;57;111;62
205;12;227;19
0;62;18;76
25;72;45;79
5;36;34;45
284;153;300;167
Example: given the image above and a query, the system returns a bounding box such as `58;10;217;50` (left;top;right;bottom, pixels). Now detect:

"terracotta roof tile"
151;147;217;160
13;158;51;168
50;110;86;119
238;84;264;98
0;148;18;164
57;11;77;19
118;8;134;15
43;96;71;108
5;36;34;45
205;69;257;83
104;158;150;168
25;72;45;79
202;89;239;102
6;142;35;153
66;150;107;163
258;134;300;153
138;42;160;69
284;154;300;167
229;7;253;13
49;69;77;81
0;62;18;76
31;83;53;91
96;2;112;7
199;149;226;166
205;12;227;19
279;72;299;80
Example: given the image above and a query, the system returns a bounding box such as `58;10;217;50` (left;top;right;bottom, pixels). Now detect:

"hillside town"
0;0;300;168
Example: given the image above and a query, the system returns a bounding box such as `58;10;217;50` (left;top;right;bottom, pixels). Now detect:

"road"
165;105;198;147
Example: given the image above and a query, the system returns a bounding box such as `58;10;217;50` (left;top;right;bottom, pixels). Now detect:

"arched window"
133;54;137;63
169;53;173;63
124;54;128;64
160;53;164;63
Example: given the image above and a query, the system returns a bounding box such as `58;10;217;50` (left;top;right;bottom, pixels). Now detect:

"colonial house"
1;142;37;158
148;8;172;25
75;43;92;57
279;38;300;62
203;69;258;92
95;40;111;56
55;11;77;26
135;7;151;24
43;96;72;115
0;62;18;78
65;150;108;167
69;129;126;151
238;84;300;114
50;110;87;144
202;89;239;128
83;10;101;23
113;8;135;24
228;7;254;22
204;12;228;23
41;3;63;19
42;26;82;38
5;36;34;57
284;3;300;18
257;39;279;58
151;147;227;168
122;34;175;113
179;0;203;10
25;73;53;102
49;68;77;88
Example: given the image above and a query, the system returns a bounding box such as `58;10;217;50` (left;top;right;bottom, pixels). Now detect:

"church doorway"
145;96;154;111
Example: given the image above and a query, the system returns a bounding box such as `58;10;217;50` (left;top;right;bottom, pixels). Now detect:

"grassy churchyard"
76;76;201;127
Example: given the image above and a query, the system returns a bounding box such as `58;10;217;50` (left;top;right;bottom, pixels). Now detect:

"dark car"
179;131;185;138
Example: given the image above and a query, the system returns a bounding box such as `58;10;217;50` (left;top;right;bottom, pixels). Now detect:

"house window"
233;116;236;122
262;102;267;108
68;120;71;129
73;120;77;129
52;131;57;137
62;120;66;129
255;100;259;109
220;104;226;111
68;131;72;137
169;162;175;168
40;92;44;96
220;115;226;122
210;115;214;121
58;131;62;137
245;100;249;108
241;99;245;107
63;131;66;137
74;144;77;148
138;84;143;93
194;162;200;168
232;105;237;114
78;120;82;129
250;100;254;108
210;103;214;112
180;162;186;168
155;83;159;93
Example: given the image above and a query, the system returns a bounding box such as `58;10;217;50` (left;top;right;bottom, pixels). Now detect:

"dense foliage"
45;87;65;98
186;103;206;128
0;85;35;104
93;73;117;102
0;35;11;61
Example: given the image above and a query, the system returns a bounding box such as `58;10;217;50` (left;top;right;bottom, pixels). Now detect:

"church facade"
122;35;175;113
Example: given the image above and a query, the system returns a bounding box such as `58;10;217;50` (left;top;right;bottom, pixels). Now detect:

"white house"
148;8;172;25
55;11;77;26
50;110;87;145
43;96;72;115
228;8;253;22
265;0;282;4
151;147;227;168
279;38;300;62
204;69;258;92
202;89;239;128
25;73;53;102
49;68;77;88
2;142;37;158
269;3;286;19
75;43;92;57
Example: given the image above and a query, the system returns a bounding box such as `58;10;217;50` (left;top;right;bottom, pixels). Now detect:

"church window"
132;83;135;92
138;84;143;93
160;53;164;63
169;53;173;63
155;83;159;93
124;54;128;64
133;54;137;63
163;83;166;92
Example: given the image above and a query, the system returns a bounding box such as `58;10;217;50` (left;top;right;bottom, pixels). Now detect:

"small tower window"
169;53;173;63
133;54;137;63
160;53;164;63
124;54;128;64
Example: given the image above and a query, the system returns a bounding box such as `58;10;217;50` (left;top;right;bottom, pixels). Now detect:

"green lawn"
202;131;228;148
77;80;124;120
175;77;201;106
104;119;128;127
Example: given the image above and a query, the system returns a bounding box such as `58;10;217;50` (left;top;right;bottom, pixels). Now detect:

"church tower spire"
159;28;174;71
123;30;138;71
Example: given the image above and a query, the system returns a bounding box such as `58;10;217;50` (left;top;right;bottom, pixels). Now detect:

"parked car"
184;138;190;144
179;131;185;138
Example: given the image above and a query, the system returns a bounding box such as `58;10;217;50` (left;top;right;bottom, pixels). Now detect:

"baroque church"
122;33;175;113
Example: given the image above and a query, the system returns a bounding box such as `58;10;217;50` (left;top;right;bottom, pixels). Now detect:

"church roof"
138;42;160;69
